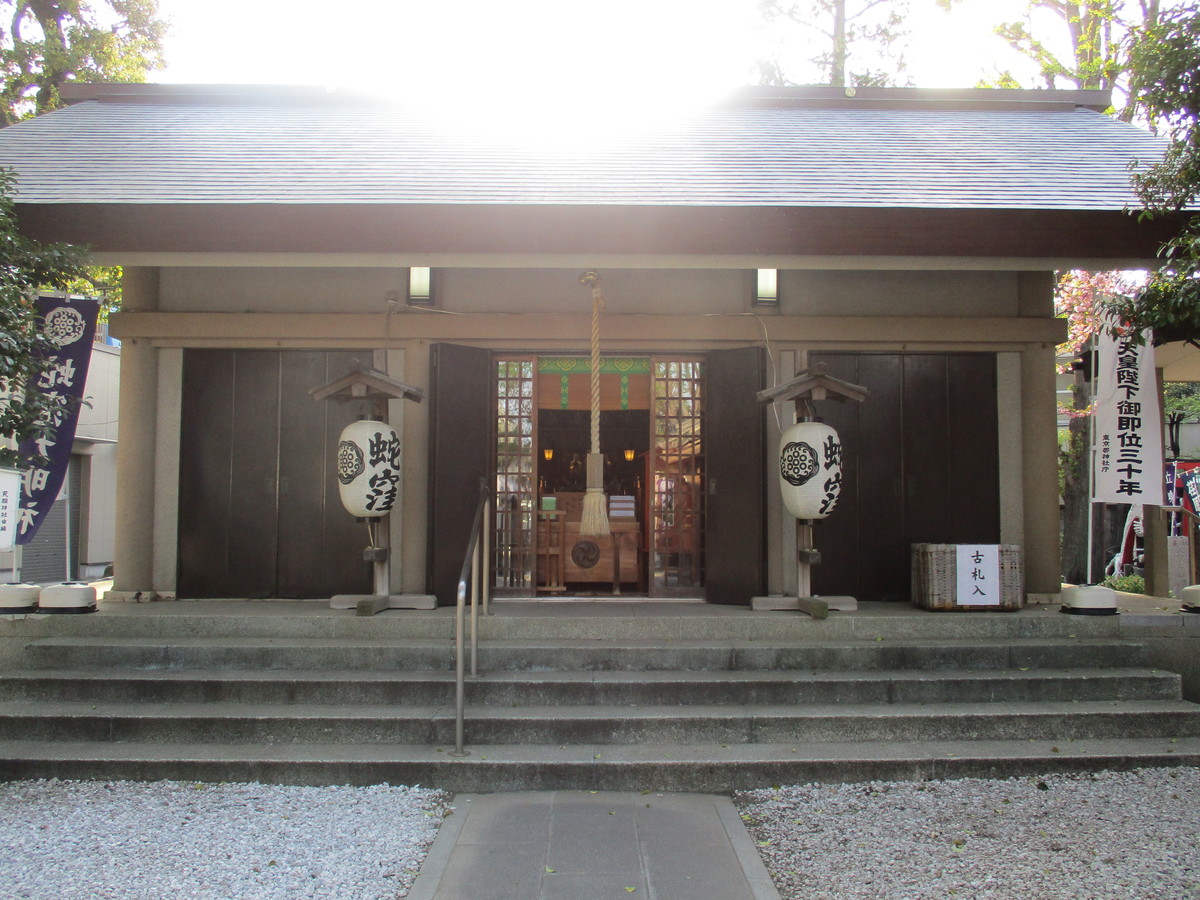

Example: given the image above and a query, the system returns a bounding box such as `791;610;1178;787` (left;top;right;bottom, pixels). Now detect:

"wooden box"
564;521;640;584
911;543;1025;611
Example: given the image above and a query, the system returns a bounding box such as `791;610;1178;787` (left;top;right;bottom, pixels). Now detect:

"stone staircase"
0;602;1198;791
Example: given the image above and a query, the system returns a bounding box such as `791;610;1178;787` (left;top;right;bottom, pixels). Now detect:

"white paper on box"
956;544;1001;606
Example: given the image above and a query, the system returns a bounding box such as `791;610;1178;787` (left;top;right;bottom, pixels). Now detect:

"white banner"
1093;328;1164;505
0;466;19;552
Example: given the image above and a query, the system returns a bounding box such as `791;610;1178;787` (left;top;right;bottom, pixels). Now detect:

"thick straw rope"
579;271;610;537
590;283;601;455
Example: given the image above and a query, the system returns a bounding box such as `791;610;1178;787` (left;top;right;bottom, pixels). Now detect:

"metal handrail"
450;478;491;757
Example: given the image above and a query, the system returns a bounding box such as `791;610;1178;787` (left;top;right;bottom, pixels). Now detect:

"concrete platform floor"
83;592;1181;616
406;790;780;900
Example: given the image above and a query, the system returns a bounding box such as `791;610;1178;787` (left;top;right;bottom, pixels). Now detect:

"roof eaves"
729;85;1113;113
58;82;1115;114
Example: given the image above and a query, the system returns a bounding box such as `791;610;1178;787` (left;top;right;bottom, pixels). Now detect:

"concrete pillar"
1145;366;1169;598
1018;272;1062;600
111;268;160;595
401;341;430;595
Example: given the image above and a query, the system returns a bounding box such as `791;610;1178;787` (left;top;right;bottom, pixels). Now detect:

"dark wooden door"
177;350;372;599
427;343;493;605
705;346;767;605
275;352;374;598
809;353;1000;601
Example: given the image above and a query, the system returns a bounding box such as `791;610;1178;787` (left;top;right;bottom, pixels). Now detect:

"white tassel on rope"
578;270;610;537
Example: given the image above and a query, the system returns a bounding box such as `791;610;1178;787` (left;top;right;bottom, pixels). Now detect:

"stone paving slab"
406;791;780;900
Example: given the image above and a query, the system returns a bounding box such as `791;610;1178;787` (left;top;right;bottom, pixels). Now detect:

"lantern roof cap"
757;363;869;405
311;362;425;404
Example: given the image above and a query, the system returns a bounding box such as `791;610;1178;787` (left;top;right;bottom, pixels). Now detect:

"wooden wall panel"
855;355;906;601
178;350;372;599
427;343;494;605
705;347;766;605
810;353;1000;601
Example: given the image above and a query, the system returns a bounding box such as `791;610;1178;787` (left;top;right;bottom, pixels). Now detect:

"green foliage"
1127;2;1200;208
0;0;166;125
1104;4;1200;343
1163;382;1200;456
1164;381;1200;418
60;264;120;319
0;168;86;470
1103;573;1145;593
0;1;149;312
972;1;1171;119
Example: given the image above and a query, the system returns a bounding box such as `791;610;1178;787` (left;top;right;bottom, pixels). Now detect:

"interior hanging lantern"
337;419;401;518
779;421;843;520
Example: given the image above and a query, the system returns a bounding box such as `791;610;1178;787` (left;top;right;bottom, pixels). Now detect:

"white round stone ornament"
0;582;40;613
38;582;97;613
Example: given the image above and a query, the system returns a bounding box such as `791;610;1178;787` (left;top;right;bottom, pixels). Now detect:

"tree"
1163;382;1200;456
1102;3;1200;343
0;0;166;125
756;0;910;87
0;169;86;469
950;1;1169;119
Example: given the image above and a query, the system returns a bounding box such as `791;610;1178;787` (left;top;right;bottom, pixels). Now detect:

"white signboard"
0;467;19;552
1093;328;1164;505
957;544;1000;607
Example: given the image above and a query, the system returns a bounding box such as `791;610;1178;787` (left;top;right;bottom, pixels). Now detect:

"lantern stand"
311;362;427;616
753;363;869;619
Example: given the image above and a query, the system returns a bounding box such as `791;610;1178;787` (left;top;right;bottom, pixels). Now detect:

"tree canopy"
1102;2;1200;344
978;1;1166;119
0;0;166;125
0;169;85;469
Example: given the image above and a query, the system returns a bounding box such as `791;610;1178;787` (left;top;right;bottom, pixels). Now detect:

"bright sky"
150;0;1058;128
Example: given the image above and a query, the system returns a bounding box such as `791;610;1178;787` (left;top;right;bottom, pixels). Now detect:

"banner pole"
1087;335;1098;585
63;467;71;582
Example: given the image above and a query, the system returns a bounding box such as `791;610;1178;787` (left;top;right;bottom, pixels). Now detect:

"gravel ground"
735;767;1200;900
0;779;450;900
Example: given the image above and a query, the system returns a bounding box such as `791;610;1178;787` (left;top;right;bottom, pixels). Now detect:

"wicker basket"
911;543;1025;611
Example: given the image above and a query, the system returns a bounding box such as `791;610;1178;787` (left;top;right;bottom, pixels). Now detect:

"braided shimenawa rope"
590;283;602;455
578;271;610;537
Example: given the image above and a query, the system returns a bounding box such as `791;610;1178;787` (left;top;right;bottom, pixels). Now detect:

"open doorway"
491;355;705;598
537;408;649;592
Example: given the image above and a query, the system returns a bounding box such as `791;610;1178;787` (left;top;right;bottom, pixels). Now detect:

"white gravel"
0;779;450;900
735;767;1200;900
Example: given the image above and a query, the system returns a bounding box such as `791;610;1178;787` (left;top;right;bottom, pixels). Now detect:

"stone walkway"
406;790;780;900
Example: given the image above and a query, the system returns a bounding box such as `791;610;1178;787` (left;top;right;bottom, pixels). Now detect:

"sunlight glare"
377;0;760;142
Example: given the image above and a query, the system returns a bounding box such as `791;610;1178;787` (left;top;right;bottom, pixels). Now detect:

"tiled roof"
0;86;1165;211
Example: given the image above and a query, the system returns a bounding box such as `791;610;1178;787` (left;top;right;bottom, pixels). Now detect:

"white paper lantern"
337;419;401;518
779;421;843;520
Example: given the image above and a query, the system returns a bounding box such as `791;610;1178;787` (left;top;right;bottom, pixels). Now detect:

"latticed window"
494;358;535;589
651;358;704;591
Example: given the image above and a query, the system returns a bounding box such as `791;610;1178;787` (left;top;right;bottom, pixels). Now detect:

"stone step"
18;636;1149;672
0;666;1180;706
0;736;1194;792
1;699;1194;746
0;603;1125;642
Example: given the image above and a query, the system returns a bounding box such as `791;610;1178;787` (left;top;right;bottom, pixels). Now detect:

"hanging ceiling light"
407;266;434;306
755;268;778;307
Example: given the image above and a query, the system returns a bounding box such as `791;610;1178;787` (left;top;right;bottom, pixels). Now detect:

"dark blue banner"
15;296;100;545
